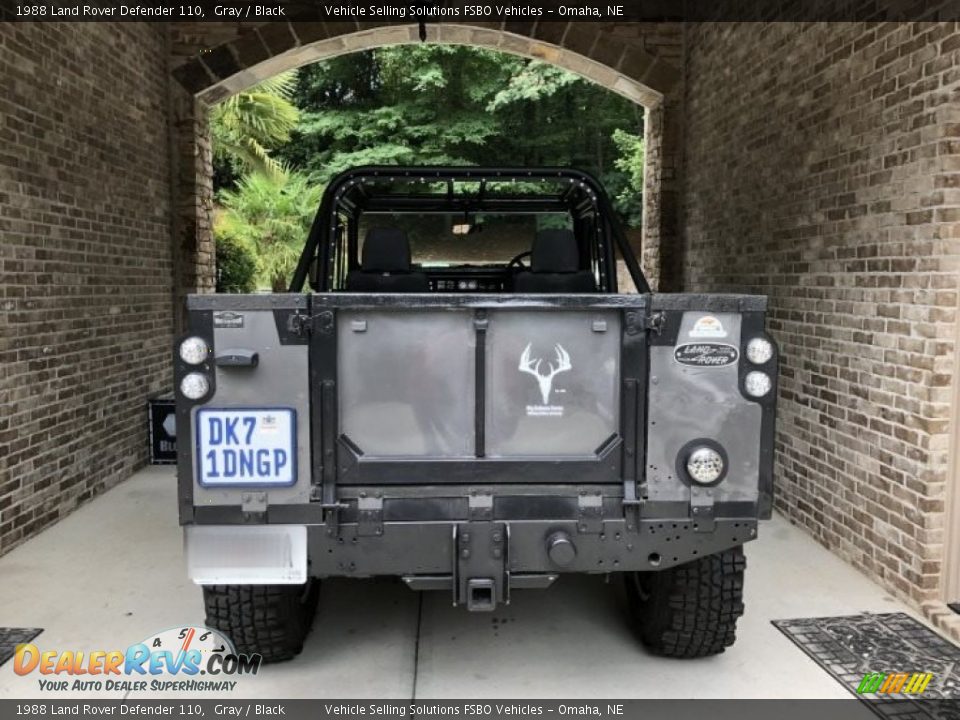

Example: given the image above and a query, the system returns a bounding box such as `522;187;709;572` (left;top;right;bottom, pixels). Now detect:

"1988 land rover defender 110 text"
174;167;777;662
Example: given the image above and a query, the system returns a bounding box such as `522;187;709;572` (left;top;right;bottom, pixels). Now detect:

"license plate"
196;409;296;487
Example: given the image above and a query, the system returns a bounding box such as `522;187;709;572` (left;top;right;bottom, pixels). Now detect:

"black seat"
513;229;596;293
345;227;430;292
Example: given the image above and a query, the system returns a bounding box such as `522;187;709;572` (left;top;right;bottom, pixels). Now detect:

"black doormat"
773;612;960;718
0;627;43;667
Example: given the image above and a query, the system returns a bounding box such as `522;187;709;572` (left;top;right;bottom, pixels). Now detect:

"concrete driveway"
0;467;917;703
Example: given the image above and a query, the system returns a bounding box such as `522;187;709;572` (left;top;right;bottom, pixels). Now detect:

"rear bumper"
185;515;757;584
305;516;756;574
185;484;762;611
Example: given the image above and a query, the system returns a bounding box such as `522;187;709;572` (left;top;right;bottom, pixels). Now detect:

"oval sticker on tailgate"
674;343;739;368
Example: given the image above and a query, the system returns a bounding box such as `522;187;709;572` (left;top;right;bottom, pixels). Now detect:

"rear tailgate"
311;293;649;488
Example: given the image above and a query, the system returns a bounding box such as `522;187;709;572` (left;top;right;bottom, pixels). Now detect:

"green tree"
210;46;649;296
215;171;323;292
611;129;645;227
281;46;509;181
211;71;300;181
276;47;645;226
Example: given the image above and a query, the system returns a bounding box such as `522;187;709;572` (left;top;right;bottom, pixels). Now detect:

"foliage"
487;61;580;109
211;71;300;182
214;171;323;292
209;47;649;292
611;129;645;228
274;47;645;226
215;234;257;294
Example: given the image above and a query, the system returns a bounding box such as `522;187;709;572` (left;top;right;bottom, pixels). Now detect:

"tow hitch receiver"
453;522;509;611
466;578;496;612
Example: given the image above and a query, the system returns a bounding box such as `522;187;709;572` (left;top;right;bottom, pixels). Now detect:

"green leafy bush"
611;129;645;228
215;234;257;294
215;171;323;292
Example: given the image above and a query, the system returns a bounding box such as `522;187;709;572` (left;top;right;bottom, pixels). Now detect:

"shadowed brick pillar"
642;96;683;291
170;86;215;331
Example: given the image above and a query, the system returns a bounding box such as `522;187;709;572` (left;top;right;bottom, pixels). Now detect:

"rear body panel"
176;292;773;596
647;311;760;506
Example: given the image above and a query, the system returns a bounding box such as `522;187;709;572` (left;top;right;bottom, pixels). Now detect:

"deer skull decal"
519;343;572;405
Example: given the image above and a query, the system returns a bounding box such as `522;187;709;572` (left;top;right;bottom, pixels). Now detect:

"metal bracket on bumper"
358;494;384;537
453;522;509;611
240;492;267;523
577;490;604;534
468;488;493;521
690;487;716;532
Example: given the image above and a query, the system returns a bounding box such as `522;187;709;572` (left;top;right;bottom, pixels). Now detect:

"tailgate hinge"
643;311;665;335
357;493;384;537
690;487;716;532
621;480;641;532
577;489;604;534
288;311;312;337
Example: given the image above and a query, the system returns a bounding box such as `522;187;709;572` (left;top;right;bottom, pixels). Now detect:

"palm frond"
210;70;300;175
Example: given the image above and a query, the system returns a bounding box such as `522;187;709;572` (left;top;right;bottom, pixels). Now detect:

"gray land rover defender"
174;167;777;662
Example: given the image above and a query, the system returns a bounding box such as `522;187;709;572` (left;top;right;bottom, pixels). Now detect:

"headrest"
361;227;412;273
531;229;581;273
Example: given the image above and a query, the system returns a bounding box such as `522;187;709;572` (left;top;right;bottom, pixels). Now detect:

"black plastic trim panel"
739;311;778;519
649;293;767;312
310;293;649;310
187;294;308;311
175;310;214;525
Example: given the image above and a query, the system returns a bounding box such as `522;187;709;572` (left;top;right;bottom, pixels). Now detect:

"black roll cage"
289;166;651;294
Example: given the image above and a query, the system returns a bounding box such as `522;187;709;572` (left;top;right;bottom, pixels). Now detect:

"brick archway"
168;21;685;310
173;22;679;103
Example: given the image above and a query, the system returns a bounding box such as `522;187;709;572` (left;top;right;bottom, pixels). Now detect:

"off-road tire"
625;547;745;658
203;581;320;663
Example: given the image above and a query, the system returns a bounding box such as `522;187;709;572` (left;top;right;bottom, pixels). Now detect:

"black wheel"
202;581;320;663
625;547;745;658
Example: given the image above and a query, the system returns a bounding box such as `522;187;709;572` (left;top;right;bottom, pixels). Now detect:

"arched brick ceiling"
171;21;681;108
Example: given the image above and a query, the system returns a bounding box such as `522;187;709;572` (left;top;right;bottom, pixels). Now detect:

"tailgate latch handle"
215;348;259;368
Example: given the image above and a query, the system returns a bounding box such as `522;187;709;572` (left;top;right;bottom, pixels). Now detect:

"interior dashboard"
420;265;511;293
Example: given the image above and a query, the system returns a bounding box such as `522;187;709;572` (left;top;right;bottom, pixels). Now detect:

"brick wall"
0;23;174;554
171;89;215;329
681;22;960;604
